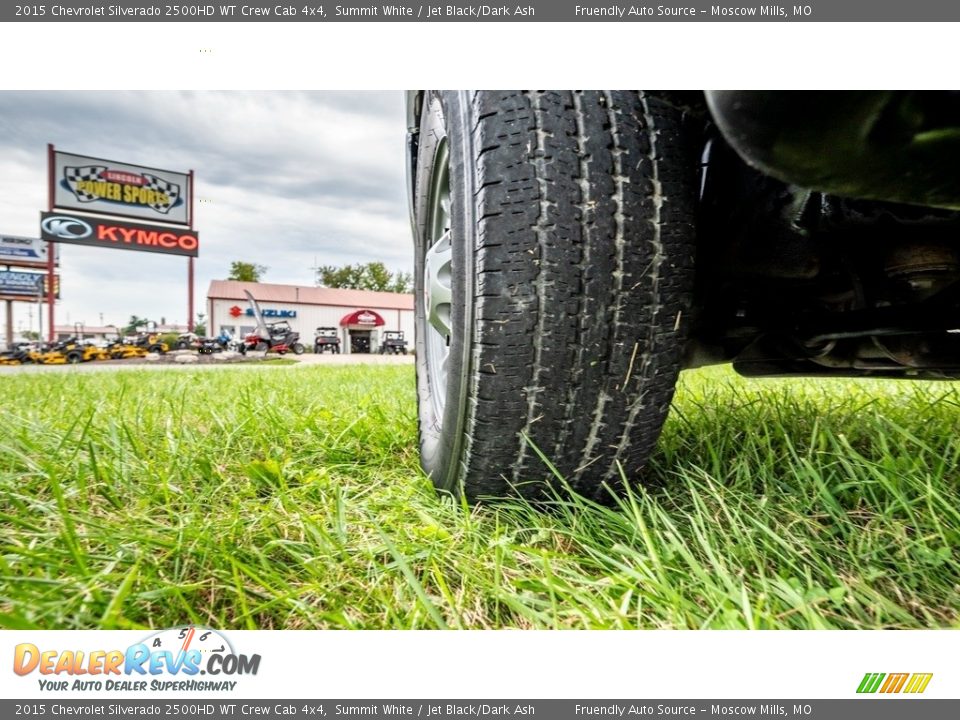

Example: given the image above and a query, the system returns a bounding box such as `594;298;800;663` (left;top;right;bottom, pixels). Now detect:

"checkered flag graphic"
142;173;181;214
63;165;107;202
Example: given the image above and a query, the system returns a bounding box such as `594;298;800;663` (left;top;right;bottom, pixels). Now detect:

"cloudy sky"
0;91;409;332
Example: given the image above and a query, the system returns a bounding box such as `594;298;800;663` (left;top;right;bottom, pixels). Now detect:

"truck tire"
413;91;698;501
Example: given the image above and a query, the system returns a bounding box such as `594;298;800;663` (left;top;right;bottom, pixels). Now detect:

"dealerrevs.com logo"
13;627;261;693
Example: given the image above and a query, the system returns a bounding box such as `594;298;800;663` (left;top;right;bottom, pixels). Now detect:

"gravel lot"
0;351;414;373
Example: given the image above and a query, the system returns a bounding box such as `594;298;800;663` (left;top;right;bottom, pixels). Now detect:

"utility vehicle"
238;290;305;355
379;330;409;355
314;327;342;353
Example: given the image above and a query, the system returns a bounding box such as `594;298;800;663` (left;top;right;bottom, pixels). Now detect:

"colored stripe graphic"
904;674;934;694
857;673;885;693
857;672;932;694
880;673;909;693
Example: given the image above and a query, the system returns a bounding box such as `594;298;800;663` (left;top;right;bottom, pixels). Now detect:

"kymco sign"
40;212;199;258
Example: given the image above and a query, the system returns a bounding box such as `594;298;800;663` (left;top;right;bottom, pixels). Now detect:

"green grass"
1;363;958;630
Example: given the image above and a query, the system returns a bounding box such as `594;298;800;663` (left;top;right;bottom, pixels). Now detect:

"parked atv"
238;290;304;355
314;327;341;354
379;330;408;355
176;332;199;350
238;321;304;355
197;332;232;354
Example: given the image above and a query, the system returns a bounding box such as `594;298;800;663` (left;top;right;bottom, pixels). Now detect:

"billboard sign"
0;234;58;269
40;212;199;258
0;270;60;299
52;151;191;225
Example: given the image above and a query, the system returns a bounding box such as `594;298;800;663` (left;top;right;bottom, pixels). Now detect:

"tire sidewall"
413;91;475;492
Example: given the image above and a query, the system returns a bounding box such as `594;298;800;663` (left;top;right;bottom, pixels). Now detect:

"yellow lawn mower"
105;339;148;360
134;332;169;354
38;337;105;365
0;344;43;365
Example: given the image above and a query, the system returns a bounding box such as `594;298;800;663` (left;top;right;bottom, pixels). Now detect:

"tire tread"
423;90;697;500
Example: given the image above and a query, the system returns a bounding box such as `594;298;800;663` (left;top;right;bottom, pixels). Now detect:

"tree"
316;261;413;293
228;261;267;283
123;315;152;334
193;313;207;336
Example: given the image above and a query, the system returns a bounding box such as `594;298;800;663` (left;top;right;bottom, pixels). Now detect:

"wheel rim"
424;136;453;423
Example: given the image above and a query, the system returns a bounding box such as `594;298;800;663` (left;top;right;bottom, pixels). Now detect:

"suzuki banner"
52;151;191;226
40;212;199;258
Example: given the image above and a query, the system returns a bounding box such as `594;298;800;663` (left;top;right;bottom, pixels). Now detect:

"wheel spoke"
439;194;451;226
425;229;453;339
423;134;453;423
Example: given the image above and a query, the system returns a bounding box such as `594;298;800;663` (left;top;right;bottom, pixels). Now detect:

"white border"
0;22;955;90
2;630;955;699
1;13;956;706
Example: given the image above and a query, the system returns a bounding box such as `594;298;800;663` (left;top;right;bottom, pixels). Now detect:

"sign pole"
4;300;10;348
3;263;11;348
46;143;55;342
188;257;195;333
187;169;195;332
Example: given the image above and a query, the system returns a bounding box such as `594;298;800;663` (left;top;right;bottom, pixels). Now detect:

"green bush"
158;332;181;348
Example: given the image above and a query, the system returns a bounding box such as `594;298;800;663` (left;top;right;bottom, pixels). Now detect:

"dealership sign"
246;308;296;318
0;270;60;298
340;309;386;326
228;305;297;319
53;151;191;225
0;234;58;269
40;212;199;258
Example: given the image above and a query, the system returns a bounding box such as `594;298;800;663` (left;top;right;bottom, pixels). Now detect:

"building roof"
53;323;189;334
207;280;414;311
54;325;118;335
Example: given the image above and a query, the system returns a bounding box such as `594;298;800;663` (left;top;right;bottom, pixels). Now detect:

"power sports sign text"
53;151;191;225
40;213;199;258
